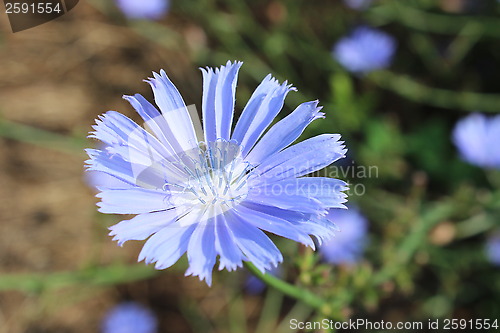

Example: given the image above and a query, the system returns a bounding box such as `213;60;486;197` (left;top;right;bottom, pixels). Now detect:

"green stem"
369;71;500;112
372;201;455;285
0;118;86;154
0;264;157;293
244;262;339;319
368;2;500;38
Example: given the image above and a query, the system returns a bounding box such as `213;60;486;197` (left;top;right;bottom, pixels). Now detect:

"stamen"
170;139;249;210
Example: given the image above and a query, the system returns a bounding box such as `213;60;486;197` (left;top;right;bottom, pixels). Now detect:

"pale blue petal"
109;209;182;246
233;203;315;248
231;75;296;155
89;111;169;158
250;177;349;209
85;170;132;191
246;101;324;165
89;111;175;168
85;149;138;186
225;210;283;273
146;70;198;152
88;111;188;187
251;134;347;182
138;221;197;269
214;214;244;271
245;189;326;214
123;94;179;156
97;188;172;214
299;216;338;246
238;201;336;247
185;221;217;286
201;61;242;142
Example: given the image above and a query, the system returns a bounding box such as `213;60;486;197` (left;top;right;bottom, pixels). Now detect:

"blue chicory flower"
452;113;500;169
333;26;396;73
102;302;158;333
86;61;348;286
320;207;368;264
343;0;373;10
115;0;170;20
486;235;500;266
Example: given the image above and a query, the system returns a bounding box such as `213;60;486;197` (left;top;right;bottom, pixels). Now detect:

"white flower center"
165;140;251;223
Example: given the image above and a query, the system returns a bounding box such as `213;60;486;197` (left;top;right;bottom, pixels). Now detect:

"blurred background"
0;0;500;332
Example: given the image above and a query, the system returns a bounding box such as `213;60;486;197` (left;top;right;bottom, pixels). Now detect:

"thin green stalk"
368;2;500;38
0;264;157;293
372;201;456;285
244;262;339;319
369;70;500;112
0;118;85;154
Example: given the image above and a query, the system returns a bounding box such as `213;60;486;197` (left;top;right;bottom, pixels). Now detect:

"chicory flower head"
452;113;500;169
86;61;348;286
486;235;500;266
320;207;368;264
115;0;170;20
333;26;396;73
343;0;373;10
102;302;157;333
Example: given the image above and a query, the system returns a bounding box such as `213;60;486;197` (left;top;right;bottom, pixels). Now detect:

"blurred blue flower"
115;0;170;20
486;235;500;266
86;61;348;286
320;207;368;264
245;266;281;294
333;26;396;73
102;302;157;333
452;113;500;169
343;0;373;10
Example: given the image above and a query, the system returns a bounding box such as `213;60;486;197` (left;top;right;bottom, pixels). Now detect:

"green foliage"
2;0;500;331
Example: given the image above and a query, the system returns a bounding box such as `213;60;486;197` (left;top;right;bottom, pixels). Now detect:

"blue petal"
233;203;315;248
251;134;347;182
238;201;338;246
89;111;169;158
246;101;324;165
299;216;339;246
89;111;172;166
97;188;172;214
146;70;198;152
85;170;132;191
185;221;217;286
88;111;189;187
85;149;138;186
245;190;326;214
250;177;348;209
86;148;171;190
138;221;197;269
231;75;296;155
201;61;242;142
225;210;283;273
109;209;183;246
214;213;244;271
123;94;180;156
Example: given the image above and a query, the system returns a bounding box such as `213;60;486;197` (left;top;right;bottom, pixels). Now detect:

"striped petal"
201;61;242;142
231;75;296;155
246;100;324;165
251;134;347;182
146;70;198;153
